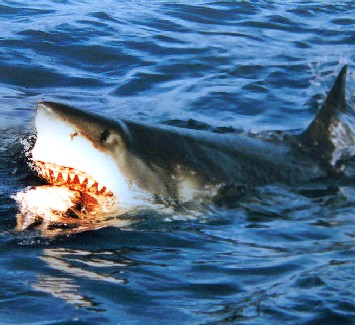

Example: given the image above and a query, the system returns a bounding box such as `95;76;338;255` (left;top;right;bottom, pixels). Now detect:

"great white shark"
14;65;354;236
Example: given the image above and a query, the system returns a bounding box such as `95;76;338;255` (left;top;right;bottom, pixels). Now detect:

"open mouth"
31;160;113;197
14;159;121;236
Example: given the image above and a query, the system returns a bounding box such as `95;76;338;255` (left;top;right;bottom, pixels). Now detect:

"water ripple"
0;0;354;324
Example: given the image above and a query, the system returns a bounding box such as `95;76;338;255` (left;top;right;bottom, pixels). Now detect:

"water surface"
0;1;354;324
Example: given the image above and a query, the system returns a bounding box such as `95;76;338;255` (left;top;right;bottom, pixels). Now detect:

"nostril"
70;131;80;140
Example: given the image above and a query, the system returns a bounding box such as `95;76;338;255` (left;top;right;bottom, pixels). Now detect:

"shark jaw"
14;102;151;235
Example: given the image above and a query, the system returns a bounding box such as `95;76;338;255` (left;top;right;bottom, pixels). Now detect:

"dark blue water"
1;1;354;324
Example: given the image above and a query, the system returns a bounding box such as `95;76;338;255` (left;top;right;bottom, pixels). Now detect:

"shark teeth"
62;171;69;182
87;179;95;188
41;169;48;178
31;160;112;196
78;175;86;184
69;173;76;182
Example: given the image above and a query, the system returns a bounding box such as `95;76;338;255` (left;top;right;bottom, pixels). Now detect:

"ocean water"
0;1;354;324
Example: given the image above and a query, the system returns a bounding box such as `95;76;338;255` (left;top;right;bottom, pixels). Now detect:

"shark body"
15;65;354;235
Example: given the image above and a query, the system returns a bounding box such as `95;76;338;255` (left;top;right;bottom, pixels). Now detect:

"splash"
13;185;128;237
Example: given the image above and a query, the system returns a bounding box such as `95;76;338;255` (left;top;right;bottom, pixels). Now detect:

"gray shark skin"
34;65;353;204
34;102;312;203
14;65;354;236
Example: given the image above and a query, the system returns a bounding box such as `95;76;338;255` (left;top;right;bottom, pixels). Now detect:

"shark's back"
121;65;353;199
124;120;317;187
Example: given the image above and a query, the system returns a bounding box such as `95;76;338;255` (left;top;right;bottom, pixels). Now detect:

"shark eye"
100;129;111;143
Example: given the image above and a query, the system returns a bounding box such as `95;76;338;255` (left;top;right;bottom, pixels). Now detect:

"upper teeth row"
32;160;107;194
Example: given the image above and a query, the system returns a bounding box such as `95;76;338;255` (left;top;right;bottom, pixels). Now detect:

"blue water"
1;1;354;324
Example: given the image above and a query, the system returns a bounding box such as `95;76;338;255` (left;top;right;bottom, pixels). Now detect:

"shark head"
30;101;144;207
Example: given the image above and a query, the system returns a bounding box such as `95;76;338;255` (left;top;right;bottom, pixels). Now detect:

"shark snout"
37;101;76;120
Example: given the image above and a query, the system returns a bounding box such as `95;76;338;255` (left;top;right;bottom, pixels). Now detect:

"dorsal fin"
300;65;354;170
